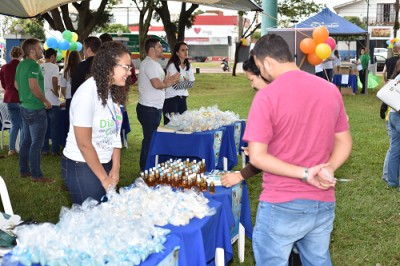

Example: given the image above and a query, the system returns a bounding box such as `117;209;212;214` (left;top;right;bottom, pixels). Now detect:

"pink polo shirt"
243;70;349;203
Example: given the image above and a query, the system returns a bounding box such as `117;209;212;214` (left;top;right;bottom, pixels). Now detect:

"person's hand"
101;177;116;191
108;168;120;187
303;163;336;190
43;100;52;110
221;172;243;188
241;146;249;156
167;73;180;86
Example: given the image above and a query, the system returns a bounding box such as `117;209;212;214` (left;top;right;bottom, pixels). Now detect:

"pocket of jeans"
269;202;310;238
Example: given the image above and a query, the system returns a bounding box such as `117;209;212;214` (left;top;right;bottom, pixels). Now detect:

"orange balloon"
300;38;316;54
315;43;332;59
307;52;323;66
312;26;329;44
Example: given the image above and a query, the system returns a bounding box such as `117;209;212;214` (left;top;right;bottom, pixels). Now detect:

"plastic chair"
0;176;13;216
0;176;14;259
0;103;12;150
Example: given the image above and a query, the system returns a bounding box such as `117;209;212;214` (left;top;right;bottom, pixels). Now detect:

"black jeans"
359;69;368;94
136;103;162;171
162;96;187;125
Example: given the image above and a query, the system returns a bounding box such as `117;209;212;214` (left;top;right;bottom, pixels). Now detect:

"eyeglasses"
116;64;132;73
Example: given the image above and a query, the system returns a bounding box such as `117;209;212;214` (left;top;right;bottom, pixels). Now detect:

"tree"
41;0;115;42
98;24;130;34
132;0;158;60
278;0;323;28
10;18;46;40
154;2;200;52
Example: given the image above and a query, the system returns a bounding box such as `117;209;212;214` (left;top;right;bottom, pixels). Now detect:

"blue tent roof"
296;7;367;36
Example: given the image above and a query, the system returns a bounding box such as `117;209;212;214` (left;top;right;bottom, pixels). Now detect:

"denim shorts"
253;200;335;266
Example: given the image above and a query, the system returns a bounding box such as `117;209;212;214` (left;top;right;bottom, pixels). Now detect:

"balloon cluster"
44;30;82;61
387;38;400;48
0;37;5;49
299;26;336;66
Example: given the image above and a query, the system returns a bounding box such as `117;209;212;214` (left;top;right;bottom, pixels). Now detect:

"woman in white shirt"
61;41;131;205
163;42;195;124
59;51;81;113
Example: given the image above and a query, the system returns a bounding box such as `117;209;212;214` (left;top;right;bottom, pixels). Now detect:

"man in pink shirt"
223;34;352;265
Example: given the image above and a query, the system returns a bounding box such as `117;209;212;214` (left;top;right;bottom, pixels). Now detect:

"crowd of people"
0;32;357;265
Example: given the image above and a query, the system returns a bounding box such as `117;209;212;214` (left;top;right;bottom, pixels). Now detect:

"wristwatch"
301;168;309;182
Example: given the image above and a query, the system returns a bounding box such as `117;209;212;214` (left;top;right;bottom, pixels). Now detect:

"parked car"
375;54;386;72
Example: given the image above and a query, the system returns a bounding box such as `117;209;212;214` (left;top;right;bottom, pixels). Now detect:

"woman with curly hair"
61;41;131;205
162;41;195;124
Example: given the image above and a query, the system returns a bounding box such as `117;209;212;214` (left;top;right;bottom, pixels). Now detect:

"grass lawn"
0;72;395;265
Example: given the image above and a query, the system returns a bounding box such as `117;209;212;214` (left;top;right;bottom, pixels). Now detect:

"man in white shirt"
136;38;180;171
40;48;61;155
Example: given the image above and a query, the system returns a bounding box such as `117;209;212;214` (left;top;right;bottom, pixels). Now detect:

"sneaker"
31;177;55;183
20;172;32;178
8;150;17;156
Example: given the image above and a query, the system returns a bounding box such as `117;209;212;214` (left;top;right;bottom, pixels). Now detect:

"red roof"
193;15;237;26
129;25;165;32
129;15;238;32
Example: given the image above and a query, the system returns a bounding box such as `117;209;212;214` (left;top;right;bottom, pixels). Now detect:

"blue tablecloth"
163;199;233;266
146;122;245;171
204;181;252;240
60;107;131;147
332;74;357;93
1;234;181;266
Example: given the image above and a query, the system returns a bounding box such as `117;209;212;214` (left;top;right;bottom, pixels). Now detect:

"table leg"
238;223;245;262
215;248;225;266
223;157;228;171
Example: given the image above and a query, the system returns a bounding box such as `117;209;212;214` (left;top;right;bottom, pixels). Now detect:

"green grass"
0;73;394;265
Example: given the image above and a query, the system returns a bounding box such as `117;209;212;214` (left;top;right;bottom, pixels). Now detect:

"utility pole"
261;0;277;36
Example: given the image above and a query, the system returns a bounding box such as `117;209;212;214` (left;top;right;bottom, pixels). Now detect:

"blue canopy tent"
296;7;367;36
296;7;371;91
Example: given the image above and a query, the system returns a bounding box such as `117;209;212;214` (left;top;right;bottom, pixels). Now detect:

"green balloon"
62;30;73;41
56;52;62;62
69;42;78;51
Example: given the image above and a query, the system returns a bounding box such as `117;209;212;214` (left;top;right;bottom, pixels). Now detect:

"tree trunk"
155;2;198;52
232;42;242;76
138;0;155;60
395;0;400;38
155;2;177;53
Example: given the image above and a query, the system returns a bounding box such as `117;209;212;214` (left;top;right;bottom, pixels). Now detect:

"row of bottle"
140;158;215;194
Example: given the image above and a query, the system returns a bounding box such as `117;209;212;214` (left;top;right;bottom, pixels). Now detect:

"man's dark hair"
145;38;160;54
83;36;102;54
21;38;40;58
44;48;57;59
252;34;294;63
99;33;113;43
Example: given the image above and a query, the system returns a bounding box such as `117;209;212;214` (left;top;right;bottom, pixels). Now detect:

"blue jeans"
42;106;61;154
253;200;335;266
383;120;391;182
388;112;400;186
19;107;47;178
6;103;22;151
136;103;162;171
61;155;112;205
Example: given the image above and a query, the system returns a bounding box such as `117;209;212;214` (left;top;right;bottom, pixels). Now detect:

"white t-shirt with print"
63;77;122;163
59;69;72;99
41;62;60;106
138;56;165;109
165;63;195;99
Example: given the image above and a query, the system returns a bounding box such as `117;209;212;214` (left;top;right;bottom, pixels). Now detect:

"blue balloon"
59;39;70;50
76;42;83;52
46;37;59;49
387;40;391;45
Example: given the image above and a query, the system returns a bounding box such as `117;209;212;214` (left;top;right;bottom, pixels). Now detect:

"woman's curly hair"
91;41;130;106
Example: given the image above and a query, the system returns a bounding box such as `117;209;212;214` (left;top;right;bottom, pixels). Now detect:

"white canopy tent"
0;0;261;18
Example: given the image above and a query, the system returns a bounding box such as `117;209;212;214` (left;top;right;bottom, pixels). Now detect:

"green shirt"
15;59;45;110
360;54;370;71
